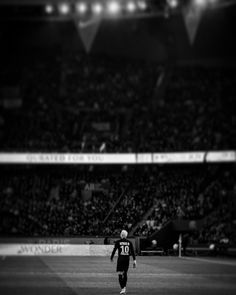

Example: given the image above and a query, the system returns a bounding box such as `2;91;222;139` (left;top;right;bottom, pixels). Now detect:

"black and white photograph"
0;0;235;294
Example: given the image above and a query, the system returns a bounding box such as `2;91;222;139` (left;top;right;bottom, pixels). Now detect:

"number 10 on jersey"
121;245;129;255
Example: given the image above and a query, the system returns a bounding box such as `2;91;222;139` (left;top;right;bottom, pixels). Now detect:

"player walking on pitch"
110;230;137;294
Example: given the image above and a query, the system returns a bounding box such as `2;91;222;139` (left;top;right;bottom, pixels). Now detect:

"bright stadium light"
107;1;121;14
126;1;136;12
167;0;179;9
76;2;88;14
137;1;147;10
92;2;103;15
45;4;54;14
194;0;207;7
58;3;70;15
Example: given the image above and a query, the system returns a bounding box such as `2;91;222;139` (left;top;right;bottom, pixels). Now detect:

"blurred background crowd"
1;51;235;152
0;165;235;246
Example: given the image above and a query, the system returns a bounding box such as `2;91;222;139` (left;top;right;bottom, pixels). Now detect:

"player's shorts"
116;256;130;272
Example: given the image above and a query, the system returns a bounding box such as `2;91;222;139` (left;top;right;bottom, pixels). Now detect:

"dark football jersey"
110;238;136;260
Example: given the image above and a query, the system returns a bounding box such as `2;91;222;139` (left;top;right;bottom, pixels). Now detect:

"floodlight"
92;2;103;15
127;1;136;12
76;2;87;14
58;3;70;15
108;1;121;14
167;0;179;9
137;1;147;10
194;0;207;7
45;4;54;14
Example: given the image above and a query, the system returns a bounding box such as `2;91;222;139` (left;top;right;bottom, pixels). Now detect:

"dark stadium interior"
0;0;236;295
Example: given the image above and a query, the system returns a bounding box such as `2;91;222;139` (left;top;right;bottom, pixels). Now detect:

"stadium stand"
134;166;236;245
1;51;160;152
0;165;235;246
1;51;235;152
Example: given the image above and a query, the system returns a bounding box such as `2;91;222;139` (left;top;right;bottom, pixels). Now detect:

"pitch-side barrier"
0;243;115;256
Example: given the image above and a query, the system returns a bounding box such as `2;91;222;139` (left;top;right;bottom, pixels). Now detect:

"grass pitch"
0;256;236;295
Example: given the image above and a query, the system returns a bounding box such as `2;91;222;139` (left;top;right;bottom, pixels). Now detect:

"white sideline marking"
181;256;236;266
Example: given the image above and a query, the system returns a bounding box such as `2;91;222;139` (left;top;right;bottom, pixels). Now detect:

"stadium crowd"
0;48;235;248
134;167;236;244
1;51;159;152
136;66;236;151
0;166;235;245
1;51;236;152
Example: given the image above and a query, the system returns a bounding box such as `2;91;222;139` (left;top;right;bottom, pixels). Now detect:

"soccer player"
110;230;137;294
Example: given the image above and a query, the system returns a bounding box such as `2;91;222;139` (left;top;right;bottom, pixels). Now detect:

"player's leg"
119;270;128;293
118;271;125;289
123;271;127;288
122;259;129;292
117;258;128;293
117;257;125;289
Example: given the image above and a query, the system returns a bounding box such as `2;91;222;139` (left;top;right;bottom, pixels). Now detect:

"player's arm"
130;242;137;268
110;241;118;261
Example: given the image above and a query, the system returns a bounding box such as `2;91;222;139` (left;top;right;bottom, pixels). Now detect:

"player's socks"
119;274;124;288
123;272;127;287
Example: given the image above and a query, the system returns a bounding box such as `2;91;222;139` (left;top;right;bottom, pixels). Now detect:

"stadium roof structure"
0;1;235;24
0;1;235;60
0;0;235;11
0;0;235;57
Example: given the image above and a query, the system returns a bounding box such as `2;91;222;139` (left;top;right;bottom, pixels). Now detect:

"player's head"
120;230;128;239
